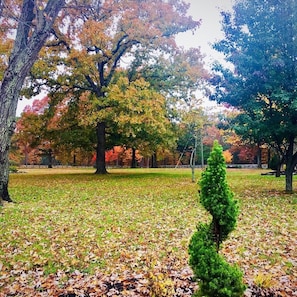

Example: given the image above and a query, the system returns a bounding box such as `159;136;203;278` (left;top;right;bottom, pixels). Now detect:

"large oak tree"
27;0;204;174
210;0;297;192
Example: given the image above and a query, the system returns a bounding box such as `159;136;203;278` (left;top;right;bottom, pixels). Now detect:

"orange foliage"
105;146;142;167
228;141;258;164
203;125;223;146
223;150;233;164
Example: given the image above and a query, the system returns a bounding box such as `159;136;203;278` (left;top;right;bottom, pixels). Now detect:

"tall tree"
210;0;297;192
26;0;203;174
0;0;65;203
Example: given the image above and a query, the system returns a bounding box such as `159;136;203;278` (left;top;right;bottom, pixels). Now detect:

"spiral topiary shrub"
189;140;246;297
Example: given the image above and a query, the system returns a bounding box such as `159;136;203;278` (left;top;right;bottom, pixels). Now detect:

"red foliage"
230;145;258;164
22;96;50;115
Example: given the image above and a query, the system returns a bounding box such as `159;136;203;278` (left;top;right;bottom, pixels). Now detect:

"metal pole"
201;132;204;168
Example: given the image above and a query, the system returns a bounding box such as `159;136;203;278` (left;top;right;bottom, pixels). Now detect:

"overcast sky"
16;0;234;115
175;0;234;108
176;0;233;67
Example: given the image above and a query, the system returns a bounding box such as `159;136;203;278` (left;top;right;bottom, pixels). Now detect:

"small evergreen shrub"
189;141;246;297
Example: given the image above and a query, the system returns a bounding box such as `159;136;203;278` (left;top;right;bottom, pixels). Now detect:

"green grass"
0;168;296;291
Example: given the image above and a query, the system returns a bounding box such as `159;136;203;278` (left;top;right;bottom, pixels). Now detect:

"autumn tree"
26;0;204;174
176;109;236;170
14;97;61;167
15;96;96;166
126;47;207;168
215;110;260;165
178;100;207;181
0;0;66;203
211;0;297;192
14;97;50;165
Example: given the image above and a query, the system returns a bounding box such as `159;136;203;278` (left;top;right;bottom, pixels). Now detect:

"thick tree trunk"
151;152;158;168
0;146;13;203
0;41;34;202
284;136;297;193
24;146;29;166
131;147;137;168
0;0;65;202
95;122;107;174
257;145;262;169
48;149;53;168
285;169;293;193
285;157;295;193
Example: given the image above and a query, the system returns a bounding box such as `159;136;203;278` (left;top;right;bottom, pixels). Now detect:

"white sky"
175;0;234;109
16;0;234;116
176;0;233;67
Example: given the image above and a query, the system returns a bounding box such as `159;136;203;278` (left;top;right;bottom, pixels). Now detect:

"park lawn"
0;168;296;296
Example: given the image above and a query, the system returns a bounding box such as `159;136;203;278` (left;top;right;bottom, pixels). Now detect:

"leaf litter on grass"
0;168;296;296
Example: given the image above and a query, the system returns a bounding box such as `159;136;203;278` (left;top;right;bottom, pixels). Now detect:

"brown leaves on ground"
0;266;290;297
0;265;197;297
0;168;296;296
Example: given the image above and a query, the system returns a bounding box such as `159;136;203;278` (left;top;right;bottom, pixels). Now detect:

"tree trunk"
284;136;296;193
0;0;65;203
24;145;29;166
131;147;137;168
95;122;107;174
48;149;53;168
151;152;158;168
212;220;221;252
257;144;262;169
190;146;196;183
285;169;293;193
191;135;198;182
285;156;295;193
0;143;12;203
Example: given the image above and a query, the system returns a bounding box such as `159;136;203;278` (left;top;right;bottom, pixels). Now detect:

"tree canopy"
25;0;206;174
210;0;297;192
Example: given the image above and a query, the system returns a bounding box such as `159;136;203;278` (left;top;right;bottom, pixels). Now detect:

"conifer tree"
189;140;245;297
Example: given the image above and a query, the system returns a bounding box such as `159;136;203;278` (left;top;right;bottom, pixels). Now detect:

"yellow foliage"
257;94;278;109
148;272;175;297
223;150;233;164
253;273;275;289
79;20;110;50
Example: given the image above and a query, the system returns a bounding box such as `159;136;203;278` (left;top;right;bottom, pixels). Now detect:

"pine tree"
189;140;246;297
